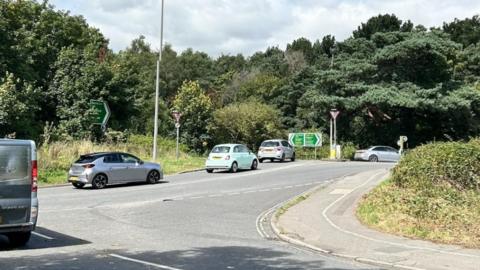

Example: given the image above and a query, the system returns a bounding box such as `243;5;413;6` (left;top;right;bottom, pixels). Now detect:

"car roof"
369;146;395;149
81;152;134;157
213;144;243;147
263;139;285;142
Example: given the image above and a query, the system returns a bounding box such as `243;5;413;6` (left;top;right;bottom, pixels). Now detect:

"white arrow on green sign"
289;133;322;147
89;100;111;127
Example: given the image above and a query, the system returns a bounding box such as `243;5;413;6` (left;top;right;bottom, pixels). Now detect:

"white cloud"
49;0;480;57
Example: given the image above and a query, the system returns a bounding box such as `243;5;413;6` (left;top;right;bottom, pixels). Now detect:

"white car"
257;139;295;163
354;146;400;162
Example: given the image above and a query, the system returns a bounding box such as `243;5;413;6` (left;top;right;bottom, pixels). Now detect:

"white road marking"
110;254;183;270
32;232;54;240
321;171;480;259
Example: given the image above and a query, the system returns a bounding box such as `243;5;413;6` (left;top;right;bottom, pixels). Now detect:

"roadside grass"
37;138;205;186
357;179;480;249
275;194;310;219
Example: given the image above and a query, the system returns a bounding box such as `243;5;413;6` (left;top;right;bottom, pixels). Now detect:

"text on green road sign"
289;133;322;147
89;100;111;126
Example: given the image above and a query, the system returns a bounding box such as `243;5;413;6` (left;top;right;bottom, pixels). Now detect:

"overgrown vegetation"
1;0;479;152
38;135;204;185
358;140;480;248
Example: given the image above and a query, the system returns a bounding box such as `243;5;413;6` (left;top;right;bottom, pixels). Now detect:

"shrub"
392;141;480;191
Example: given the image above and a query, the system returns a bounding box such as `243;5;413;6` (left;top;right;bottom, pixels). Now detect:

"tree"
0;73;39;138
286;37;314;64
353;14;412;39
208;101;283;150
374;32;460;87
443;15;480;47
172;81;213;151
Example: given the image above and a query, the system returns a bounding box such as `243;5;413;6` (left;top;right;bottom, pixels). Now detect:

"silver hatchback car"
354;146;400;162
257;139;296;162
68;152;163;189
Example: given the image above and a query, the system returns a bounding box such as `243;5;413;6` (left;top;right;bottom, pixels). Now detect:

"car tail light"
83;164;95;169
31;160;38;192
259;147;264;151
224;155;230;160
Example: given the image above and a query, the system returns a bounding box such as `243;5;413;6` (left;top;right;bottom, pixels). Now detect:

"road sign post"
329;109;340;159
172;111;182;160
89;100;111;132
289;133;322;159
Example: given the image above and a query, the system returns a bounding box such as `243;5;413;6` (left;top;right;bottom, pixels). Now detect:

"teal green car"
205;144;259;173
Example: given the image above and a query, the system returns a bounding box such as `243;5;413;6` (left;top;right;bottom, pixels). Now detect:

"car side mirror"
138;160;144;165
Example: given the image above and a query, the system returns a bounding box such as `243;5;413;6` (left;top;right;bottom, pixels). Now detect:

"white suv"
257;139;295;163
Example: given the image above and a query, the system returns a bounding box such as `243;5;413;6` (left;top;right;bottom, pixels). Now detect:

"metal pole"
176;126;179;160
330;118;333;159
152;0;165;161
334;117;337;158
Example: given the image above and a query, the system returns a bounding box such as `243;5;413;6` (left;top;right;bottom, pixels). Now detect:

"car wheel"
259;159;264;163
147;170;160;184
270;159;274;162
251;159;258;170
206;169;214;173
280;154;286;162
369;155;378;162
291;153;296;162
92;174;108;189
7;231;31;247
72;182;85;189
230;162;238;173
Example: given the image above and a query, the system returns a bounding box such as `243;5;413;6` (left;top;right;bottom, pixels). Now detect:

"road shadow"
71;180;170;191
0;245;382;270
0;226;90;251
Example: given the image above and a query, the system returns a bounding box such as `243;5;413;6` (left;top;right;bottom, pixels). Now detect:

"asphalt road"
0;161;394;270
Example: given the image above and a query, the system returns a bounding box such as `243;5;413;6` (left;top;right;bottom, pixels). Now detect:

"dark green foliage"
353;14;412;39
443;15;480;47
0;3;479;153
392;141;480;191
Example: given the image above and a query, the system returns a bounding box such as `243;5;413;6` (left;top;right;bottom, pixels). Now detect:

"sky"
49;0;480;57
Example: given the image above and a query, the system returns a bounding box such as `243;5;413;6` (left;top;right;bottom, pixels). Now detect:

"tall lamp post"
152;0;165;161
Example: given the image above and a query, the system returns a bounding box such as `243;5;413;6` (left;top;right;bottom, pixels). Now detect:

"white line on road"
321;171;480;259
32;231;54;240
109;253;183;270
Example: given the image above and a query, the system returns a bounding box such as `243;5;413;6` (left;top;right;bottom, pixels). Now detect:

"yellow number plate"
69;176;79;181
212;156;222;160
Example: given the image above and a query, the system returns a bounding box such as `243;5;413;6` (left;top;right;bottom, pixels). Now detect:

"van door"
0;143;32;226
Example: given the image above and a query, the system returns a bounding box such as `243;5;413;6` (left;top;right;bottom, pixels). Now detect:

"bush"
392;141;480;191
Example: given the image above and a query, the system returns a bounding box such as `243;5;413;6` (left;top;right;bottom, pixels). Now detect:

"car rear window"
261;141;280;147
75;155;102;164
211;146;230;153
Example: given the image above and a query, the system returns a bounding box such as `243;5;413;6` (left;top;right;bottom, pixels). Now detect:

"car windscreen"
261;141;280;147
75;155;102;164
211;146;230;153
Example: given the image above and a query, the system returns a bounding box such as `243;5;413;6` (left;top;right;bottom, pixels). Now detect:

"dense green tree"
353;14;412;39
443;15;480;47
172;81;213;151
208;101;283;150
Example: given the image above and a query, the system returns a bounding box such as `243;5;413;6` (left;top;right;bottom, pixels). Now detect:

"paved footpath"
273;169;480;270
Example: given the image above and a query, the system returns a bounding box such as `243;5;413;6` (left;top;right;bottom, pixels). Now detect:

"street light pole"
152;0;165;161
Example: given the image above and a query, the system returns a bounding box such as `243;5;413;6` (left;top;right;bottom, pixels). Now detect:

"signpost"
289;133;322;159
172;111;182;160
330;109;340;159
397;135;408;154
89;100;111;132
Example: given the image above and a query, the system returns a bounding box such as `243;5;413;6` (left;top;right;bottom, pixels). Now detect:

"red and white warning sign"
330;110;340;119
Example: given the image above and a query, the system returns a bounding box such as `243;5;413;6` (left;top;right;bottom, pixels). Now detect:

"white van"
0;139;39;246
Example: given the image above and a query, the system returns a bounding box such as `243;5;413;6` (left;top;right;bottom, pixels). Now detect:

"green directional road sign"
89;100;111;127
289;133;322;147
305;133;321;147
290;133;305;147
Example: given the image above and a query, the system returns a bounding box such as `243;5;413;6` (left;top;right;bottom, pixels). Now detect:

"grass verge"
38;138;205;186
357;179;480;249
